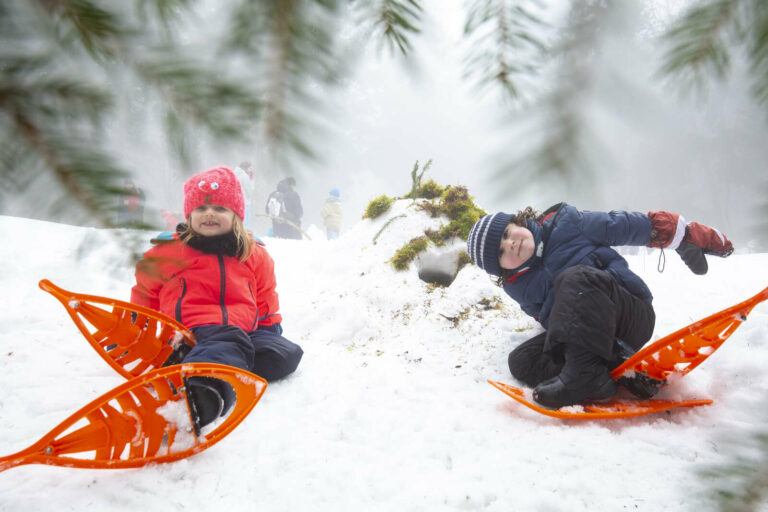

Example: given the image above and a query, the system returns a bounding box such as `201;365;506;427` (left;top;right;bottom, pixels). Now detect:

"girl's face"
498;223;535;270
190;204;235;237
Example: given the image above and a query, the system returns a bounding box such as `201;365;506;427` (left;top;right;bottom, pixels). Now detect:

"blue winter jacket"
503;203;653;328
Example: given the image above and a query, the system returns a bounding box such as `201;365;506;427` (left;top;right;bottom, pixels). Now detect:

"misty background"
2;0;766;249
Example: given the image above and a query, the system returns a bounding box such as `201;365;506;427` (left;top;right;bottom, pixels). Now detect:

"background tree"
2;0;766;245
658;2;768;508
0;0;262;228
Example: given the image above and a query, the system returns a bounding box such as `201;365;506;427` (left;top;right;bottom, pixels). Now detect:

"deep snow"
0;202;767;511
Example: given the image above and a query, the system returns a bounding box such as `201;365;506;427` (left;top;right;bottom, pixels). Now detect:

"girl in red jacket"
131;166;303;430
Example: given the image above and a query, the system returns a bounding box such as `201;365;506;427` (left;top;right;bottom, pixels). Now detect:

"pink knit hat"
183;166;244;220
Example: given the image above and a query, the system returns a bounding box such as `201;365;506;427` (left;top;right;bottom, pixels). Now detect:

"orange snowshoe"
490;285;768;420
0;363;267;472
39;279;196;379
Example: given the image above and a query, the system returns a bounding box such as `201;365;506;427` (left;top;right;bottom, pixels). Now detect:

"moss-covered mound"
363;195;395;219
391;236;429;271
362;161;487;279
392;184;486;274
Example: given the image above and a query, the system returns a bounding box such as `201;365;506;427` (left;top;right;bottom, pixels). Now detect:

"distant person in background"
118;180;145;226
320;188;342;240
233;161;255;231
265;177;303;239
161;209;183;231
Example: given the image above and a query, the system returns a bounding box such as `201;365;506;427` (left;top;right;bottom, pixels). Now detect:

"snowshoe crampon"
0;363;267;472
39;279;196;379
491;285;768;419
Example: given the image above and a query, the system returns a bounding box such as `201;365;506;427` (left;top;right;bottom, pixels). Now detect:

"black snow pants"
508;265;655;388
184;324;303;410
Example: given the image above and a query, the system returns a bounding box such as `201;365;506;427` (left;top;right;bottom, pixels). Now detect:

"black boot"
533;346;617;408
607;338;664;399
185;379;224;436
617;373;663;399
607;338;636;371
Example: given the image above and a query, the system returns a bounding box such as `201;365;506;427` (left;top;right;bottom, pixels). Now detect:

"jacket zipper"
248;282;259;331
218;254;229;325
175;277;187;324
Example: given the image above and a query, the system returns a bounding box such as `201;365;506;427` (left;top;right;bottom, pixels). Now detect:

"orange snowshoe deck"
611;285;768;382
0;363;267;472
40;279;196;380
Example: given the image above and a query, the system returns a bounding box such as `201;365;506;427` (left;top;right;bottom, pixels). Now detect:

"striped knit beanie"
466;212;513;277
183;166;245;220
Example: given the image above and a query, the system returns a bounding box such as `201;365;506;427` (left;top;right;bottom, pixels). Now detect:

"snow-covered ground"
1;202;767;511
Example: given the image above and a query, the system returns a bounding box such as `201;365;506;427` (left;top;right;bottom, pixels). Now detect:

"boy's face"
190;204;235;237
498;223;535;270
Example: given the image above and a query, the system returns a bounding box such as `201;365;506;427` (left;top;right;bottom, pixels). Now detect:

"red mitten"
684;221;734;257
647;211;733;275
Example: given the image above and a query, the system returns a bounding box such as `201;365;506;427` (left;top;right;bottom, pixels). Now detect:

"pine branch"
36;0;128;58
746;0;768;106
136;0;193;30
12;110;126;227
134;50;261;139
493;0;606;201
463;0;548;101
230;0;346;173
371;0;423;56
698;409;768;511
658;0;740;93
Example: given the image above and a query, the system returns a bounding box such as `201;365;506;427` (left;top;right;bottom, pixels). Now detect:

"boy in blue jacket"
467;203;733;408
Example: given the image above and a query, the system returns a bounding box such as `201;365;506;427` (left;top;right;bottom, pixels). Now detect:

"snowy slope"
0;204;767;512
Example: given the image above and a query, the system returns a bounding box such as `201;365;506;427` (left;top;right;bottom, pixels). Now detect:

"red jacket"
131;236;282;331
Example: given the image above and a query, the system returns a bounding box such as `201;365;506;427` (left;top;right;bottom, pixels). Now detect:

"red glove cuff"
647;211;686;249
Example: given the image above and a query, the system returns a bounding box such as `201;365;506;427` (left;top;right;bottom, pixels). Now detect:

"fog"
6;1;767;249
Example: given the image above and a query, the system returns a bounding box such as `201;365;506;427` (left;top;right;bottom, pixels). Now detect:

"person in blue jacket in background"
467;202;734;408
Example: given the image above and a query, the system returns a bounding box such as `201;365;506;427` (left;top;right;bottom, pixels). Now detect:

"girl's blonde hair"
179;214;253;262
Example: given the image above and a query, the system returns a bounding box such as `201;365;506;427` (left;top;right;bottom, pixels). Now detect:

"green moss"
390;236;429;271
456;251;472;271
363;195;394;219
388;168;487;273
415;200;441;218
424;228;445;245
413;179;445;199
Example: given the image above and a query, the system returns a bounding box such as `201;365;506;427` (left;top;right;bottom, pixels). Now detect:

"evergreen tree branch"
359;0;423;56
746;0;768;106
227;0;346;173
35;0;129;58
12;109;126;227
698;412;768;511
133;50;261;139
658;0;740;94
463;0;548;101
494;0;606;201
